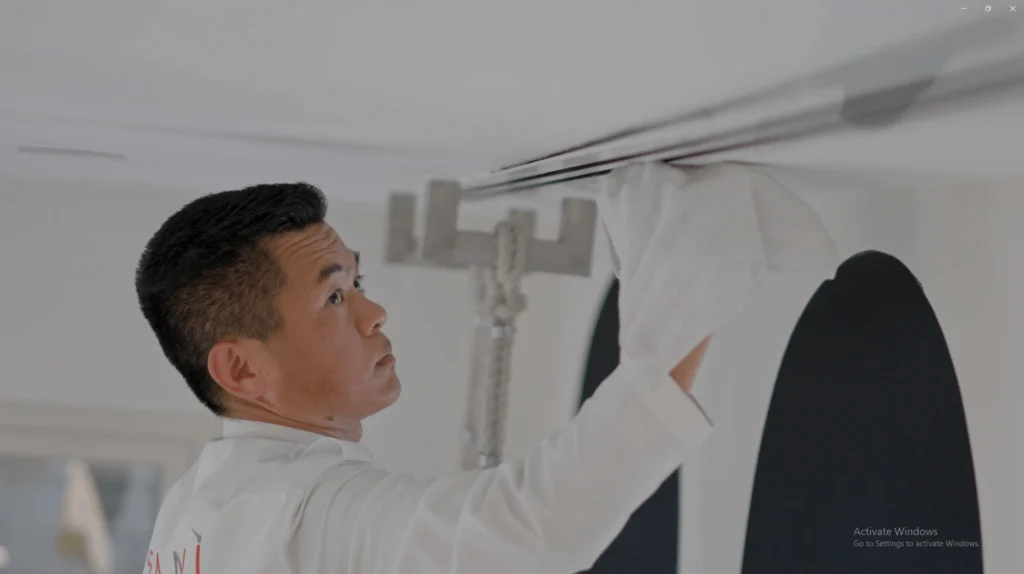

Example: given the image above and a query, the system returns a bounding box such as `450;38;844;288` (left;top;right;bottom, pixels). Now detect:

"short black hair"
135;182;328;415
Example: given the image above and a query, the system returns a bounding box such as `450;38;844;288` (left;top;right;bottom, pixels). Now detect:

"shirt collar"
220;418;376;463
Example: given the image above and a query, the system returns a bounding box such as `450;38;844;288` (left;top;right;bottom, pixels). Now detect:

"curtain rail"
463;18;1022;199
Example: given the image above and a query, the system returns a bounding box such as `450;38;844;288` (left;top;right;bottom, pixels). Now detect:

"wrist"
669;337;711;393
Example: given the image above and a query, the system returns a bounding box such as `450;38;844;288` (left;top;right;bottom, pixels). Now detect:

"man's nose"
355;292;388;335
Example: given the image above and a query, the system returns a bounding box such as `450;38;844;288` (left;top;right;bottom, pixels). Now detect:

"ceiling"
0;0;1021;202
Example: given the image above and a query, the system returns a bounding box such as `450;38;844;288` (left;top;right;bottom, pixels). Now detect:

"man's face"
256;222;400;425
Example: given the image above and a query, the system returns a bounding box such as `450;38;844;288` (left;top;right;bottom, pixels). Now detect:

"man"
136;181;713;574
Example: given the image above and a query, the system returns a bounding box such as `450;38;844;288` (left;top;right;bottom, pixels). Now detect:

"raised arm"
299;157;836;572
305;339;711;574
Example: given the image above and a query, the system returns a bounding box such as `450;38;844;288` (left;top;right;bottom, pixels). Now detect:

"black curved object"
577;279;681;574
741;250;983;574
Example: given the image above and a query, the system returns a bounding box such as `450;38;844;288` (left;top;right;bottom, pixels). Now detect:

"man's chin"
380;373;402;404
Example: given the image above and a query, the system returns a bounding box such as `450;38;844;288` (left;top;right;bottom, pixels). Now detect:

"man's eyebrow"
317;263;348;285
316;252;360;285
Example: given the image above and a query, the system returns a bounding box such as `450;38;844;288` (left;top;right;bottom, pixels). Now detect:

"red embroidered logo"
146;529;201;574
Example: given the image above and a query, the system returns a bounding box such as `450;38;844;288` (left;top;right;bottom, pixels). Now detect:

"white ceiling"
0;0;1021;201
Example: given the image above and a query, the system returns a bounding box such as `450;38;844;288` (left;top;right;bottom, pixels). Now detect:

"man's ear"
207;339;269;401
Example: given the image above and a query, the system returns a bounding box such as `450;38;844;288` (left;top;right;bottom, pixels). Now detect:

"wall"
1;174;1020;572
682;179;1023;574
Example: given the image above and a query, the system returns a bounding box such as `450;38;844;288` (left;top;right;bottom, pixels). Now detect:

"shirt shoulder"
146;436;376;572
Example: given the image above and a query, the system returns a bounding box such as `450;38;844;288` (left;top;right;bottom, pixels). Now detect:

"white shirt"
143;362;713;574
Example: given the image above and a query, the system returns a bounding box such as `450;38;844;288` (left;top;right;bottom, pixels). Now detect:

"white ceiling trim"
0;106;502;203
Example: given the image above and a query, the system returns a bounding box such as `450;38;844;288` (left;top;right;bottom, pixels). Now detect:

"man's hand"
669;337;710;394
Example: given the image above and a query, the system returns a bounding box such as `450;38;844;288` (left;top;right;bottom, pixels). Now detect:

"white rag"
598;162;839;374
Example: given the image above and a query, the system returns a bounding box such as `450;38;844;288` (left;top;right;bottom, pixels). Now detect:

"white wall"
1;174;1021;572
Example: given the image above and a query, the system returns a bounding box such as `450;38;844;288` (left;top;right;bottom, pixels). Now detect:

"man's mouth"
377;341;395;366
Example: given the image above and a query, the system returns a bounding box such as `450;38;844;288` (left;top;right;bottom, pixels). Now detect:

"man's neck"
225;401;363;442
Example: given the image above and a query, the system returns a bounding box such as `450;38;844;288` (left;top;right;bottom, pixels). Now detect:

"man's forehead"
269;224;357;269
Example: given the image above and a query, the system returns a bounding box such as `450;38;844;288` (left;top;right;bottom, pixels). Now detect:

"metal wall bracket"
385;178;598;470
385;179;598;277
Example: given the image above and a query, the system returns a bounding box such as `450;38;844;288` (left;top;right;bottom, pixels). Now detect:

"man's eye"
328;290;344;305
354;275;365;292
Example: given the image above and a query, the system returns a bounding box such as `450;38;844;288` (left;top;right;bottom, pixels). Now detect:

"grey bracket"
386;179;597;277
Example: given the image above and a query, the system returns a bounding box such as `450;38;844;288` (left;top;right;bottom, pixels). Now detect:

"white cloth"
599;162;839;375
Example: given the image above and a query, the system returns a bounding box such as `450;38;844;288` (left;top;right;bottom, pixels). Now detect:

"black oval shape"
741;250;983;574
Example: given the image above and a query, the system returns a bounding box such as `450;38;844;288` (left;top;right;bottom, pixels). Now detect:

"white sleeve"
305;362;713;574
